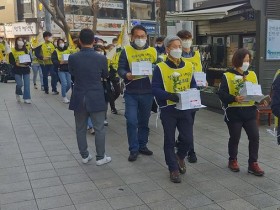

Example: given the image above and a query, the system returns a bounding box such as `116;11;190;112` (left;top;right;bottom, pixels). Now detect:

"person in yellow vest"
9;37;32;104
34;31;58;95
30;47;43;90
176;30;203;163
218;48;267;176
271;69;280;144
152;36;197;183
108;48;122;114
51;38;72;104
118;25;157;162
0;36;9;63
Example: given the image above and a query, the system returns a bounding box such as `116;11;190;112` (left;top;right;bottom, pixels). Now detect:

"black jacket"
9;50;30;75
272;74;280;118
51;48;69;72
217;68;256;122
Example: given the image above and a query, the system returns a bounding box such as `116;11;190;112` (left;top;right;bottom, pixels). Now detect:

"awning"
166;3;246;21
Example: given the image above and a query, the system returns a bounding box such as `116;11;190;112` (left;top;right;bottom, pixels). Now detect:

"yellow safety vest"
11;48;28;63
41;42;55;65
31;50;39;64
225;71;258;107
0;42;5;61
124;45;157;80
55;48;71;61
69;47;79;54
110;51;121;77
157;60;193;106
273;69;280;127
182;50;202;72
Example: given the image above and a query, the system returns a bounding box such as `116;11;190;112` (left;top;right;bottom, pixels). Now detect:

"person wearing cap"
35;31;59;95
152;36;197;183
118;25;157;162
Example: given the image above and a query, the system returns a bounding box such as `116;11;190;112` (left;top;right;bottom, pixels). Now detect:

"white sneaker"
104;120;108;126
96;155;111;166
89;127;95;135
62;97;70;104
24;99;31;104
82;154;92;164
16;94;21;102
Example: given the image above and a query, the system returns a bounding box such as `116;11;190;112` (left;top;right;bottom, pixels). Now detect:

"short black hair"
156;37;165;42
112;38;118;43
177;30;192;39
43;31;52;38
131;25;147;36
79;29;94;45
232;48;251;68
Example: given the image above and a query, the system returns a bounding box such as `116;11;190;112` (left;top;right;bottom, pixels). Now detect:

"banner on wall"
266;19;280;60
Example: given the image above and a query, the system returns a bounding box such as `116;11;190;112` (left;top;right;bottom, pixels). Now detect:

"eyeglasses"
134;36;147;39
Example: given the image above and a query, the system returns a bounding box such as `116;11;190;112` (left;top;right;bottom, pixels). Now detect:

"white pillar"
181;0;193;34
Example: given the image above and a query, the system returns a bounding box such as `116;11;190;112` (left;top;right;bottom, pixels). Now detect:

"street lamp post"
126;0;131;32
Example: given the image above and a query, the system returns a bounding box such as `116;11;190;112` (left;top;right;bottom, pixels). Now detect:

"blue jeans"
15;74;31;100
31;64;43;87
58;71;71;97
88;117;93;128
124;93;153;152
40;64;58;92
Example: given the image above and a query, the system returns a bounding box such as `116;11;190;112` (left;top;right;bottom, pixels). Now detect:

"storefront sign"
64;0;89;6
97;19;124;32
141;22;156;35
4;24;14;38
266;19;280;60
99;1;124;9
12;22;37;36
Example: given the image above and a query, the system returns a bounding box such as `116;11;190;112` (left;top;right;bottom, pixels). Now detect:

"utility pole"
182;0;193;34
126;0;131;33
45;0;51;32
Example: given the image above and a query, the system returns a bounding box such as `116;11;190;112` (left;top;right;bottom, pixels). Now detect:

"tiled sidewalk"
0;81;280;210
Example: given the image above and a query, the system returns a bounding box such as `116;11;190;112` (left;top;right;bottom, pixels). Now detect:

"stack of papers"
62;54;70;61
131;61;152;76
194;72;207;86
239;81;269;103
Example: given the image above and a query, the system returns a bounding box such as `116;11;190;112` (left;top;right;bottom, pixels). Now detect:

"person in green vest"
51;38;72;103
271;69;280;144
9;37;32;104
218;48;267;176
35;31;58;95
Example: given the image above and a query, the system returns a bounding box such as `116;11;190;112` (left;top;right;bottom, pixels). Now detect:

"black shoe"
170;171;181;183
128;152;138;162
139;147;153;156
187;152;197;163
176;154;186;174
111;109;118;114
45;91;49;94
52;91;59;95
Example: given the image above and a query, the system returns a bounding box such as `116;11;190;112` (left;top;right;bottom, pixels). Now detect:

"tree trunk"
160;0;167;36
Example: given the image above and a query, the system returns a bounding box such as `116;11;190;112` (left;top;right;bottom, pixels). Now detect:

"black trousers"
109;78;121;110
226;119;259;164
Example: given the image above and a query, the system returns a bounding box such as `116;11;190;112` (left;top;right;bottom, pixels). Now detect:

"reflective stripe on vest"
124;45;157;80
182;50;202;72
225;71;257;107
157;60;193;106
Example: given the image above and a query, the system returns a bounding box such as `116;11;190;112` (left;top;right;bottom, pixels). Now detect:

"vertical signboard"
266;19;280;60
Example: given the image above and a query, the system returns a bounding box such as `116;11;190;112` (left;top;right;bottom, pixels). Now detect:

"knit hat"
163;35;182;48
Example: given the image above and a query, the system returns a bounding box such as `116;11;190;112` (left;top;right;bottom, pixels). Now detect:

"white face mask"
17;40;24;48
157;44;163;47
182;40;192;48
169;48;182;59
0;38;3;43
97;51;104;55
134;39;146;48
241;62;250;71
48;37;53;42
59;43;65;48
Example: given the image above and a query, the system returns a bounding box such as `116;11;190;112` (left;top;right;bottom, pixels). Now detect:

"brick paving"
0;80;280;210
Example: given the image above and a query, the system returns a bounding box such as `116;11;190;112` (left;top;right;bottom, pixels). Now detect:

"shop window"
64;5;93;16
212;37;226;68
131;2;153;20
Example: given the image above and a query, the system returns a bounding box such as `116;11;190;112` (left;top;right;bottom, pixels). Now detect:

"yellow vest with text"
110;51;121;77
158;60;193;105
124;45;157;80
11;48;28;63
31;50;39;64
55;48;71;62
182;50;202;72
41;42;55;65
0;42;5;61
225;71;258;107
273;69;280;127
